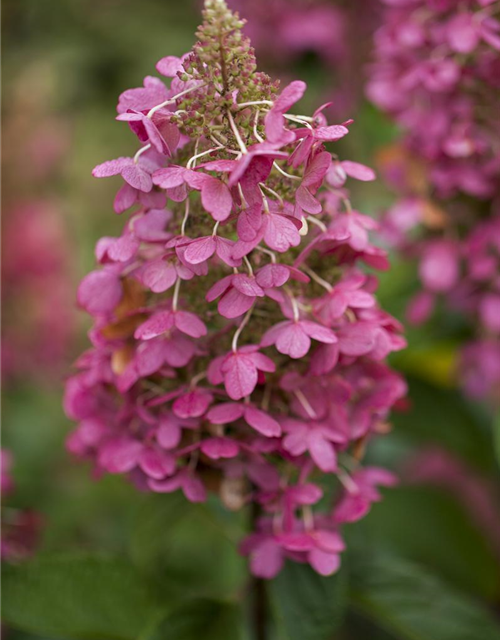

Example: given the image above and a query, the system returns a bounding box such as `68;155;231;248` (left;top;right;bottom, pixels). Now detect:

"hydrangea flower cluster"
368;0;500;400
1;450;42;562
65;0;406;578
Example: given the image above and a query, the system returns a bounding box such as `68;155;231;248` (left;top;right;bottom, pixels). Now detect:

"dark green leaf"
350;553;500;640
148;599;243;640
2;554;160;640
270;562;347;640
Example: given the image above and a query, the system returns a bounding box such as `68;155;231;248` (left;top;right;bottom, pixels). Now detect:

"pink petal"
222;353;258;400
308;431;337;472
156;55;184;77
276;323;311;359
264;214;301;252
174;311;207;338
134;311;175;341
201;437;239;459
337;322;377;356
244;406;281;437
172;389;213;418
206;275;234;302
308;548;341;576
138;448;175;479
255;264;290;289
164;333;195;368
142;260;178;293
296;185;322;215
232;274;265;297
250;539;284;579
218;288;255;319
215;237;241;267
201;178;233;221
207;403;245;424
157;417;182;450
107;234;140;262
121;164;152;192
341;160;376;182
181;473;207;503
99;438;142;474
237;205;263;242
114;183;137;213
314;125;349;142
135;339;167;377
300;321;337;344
77;270;123;315
152;166;187;189
92;157;132;178
184;236;216;264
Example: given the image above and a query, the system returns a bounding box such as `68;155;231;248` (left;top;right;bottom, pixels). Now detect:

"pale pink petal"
314;125;349;142
337;322;377;356
114;183;137;213
308;431;337;472
218;288;255;319
152;166;187;189
255;264;290;289
300;321;337;344
264;214;301;252
206;274;234;302
276;323;311;359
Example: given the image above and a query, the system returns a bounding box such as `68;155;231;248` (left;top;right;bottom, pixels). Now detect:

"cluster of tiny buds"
65;0;406;578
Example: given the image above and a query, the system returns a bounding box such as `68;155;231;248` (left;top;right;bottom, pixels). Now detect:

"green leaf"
2;553;160;640
147;599;243;640
270;561;347;640
129;497;246;601
350;553;500;640
361;485;500;599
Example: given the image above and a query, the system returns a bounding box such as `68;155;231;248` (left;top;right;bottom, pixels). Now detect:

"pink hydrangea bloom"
65;0;406;579
370;0;500;400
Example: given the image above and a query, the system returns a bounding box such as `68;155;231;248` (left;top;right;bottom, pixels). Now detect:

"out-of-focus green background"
2;1;500;639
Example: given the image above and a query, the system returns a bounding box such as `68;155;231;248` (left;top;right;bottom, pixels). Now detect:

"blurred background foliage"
2;1;499;639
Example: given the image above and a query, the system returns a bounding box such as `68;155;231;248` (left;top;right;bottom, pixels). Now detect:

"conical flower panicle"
65;0;406;578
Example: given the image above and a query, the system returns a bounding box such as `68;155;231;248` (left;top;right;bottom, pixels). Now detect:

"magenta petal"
121;164;152;192
207;403;245;424
164;333;195;368
181;473;207;503
114;183;137;213
134;311;175;341
138;448;175;479
93;157;132;178
314;125;349;142
135;339;167;377
156;55;184;76
174;311;207;338
201;178;233;221
308;431;337;472
276;323;311;359
296;185;322;215
308;548;341;576
107;234;140;262
264;214;301;253
341;160;376;182
157;417;182;450
222;353;258;400
172;389;213;418
206;274;234;302
337;322;377;356
201;437;239;459
300;321;337;344
152;166;187;189
244;406;281;437
218;288;255;319
99;438;142;474
142;260;178;293
78;270;123;316
250;539;284;579
255;264;290;289
184;236;216;264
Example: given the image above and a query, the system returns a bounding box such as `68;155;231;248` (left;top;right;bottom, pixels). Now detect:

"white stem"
243;255;254;276
307;215;328;233
237;99;273;108
180;198;190;236
303;266;333;292
273;161;301;181
212;221;220;237
172;278;181;312
294;389;317;419
232;306;254;352
133;144;152;163
227;110;248;154
147;82;208;119
187;145;224;169
259;182;283;205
